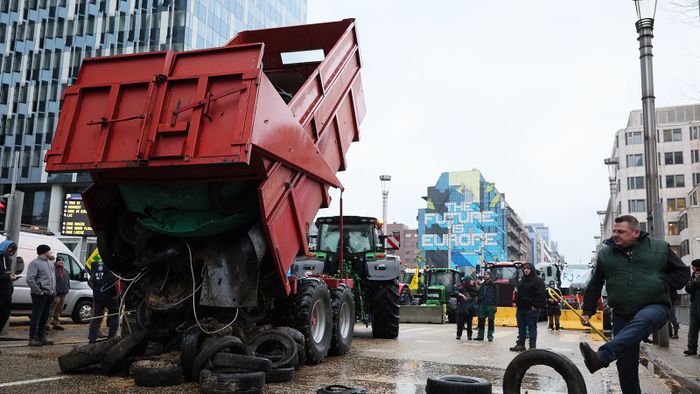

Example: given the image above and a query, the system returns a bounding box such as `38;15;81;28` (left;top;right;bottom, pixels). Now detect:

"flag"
409;268;420;291
85;248;101;271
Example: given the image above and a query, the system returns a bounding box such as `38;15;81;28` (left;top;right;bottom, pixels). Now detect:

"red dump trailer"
46;19;365;367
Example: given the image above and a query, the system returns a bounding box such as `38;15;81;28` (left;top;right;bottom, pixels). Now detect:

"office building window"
679;213;688;232
693;149;700;163
628;199;645;213
680;239;689;257
664;151;683;165
627;176;644;190
640;222;647;233
694;173;700;187
666;174;685;188
691;126;700;140
667;198;687;212
668;221;679;235
663;128;682;142
625;131;642;145
626;154;643;167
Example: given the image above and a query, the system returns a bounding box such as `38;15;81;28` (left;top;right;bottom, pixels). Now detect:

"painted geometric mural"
417;170;507;269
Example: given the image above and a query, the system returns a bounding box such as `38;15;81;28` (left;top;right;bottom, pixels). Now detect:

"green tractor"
292;216;401;349
421;267;464;323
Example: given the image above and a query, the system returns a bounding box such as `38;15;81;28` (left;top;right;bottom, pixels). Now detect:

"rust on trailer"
46;19;364;296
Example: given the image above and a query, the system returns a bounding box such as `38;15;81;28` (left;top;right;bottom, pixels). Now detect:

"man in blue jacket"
88;257;119;343
579;216;690;394
0;240;18;333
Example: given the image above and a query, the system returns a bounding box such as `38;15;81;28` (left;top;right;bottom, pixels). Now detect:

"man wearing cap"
685;259;700;356
26;244;56;346
510;262;546;351
579;215;690;394
46;256;70;332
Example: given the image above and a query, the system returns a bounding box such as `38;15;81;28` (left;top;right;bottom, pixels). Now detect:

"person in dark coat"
685;259;700;356
510;262;546;352
46;256;70;331
0;240;18;333
455;276;479;340
476;270;499;341
546;281;562;331
88;257;119;343
579;216;690;394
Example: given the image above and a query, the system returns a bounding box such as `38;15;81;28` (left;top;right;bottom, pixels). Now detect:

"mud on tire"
329;284;354;356
288;278;333;364
58;338;121;373
371;280;400;339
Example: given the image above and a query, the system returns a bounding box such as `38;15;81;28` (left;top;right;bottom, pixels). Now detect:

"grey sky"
307;1;700;264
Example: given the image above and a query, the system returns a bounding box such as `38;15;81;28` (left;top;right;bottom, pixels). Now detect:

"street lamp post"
379;175;391;235
633;0;669;347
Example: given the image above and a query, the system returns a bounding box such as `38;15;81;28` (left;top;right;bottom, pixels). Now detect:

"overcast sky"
306;1;700;264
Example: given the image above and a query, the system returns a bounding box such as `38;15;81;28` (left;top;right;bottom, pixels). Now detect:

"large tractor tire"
288;279;333;365
329;284;354;356
371;280;400;339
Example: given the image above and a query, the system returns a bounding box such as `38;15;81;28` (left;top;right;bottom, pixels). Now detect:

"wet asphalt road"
0;318;677;393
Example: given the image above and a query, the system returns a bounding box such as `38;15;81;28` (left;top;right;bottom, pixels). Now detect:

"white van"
1;231;93;324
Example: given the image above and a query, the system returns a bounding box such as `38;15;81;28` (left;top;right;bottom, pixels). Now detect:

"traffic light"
0;195;7;229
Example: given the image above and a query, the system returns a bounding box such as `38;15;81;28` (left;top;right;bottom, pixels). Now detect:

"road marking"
0;376;68;388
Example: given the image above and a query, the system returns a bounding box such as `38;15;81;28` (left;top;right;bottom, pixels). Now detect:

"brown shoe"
579;342;601;373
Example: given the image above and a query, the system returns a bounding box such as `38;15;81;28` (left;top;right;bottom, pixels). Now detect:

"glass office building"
0;0;307;230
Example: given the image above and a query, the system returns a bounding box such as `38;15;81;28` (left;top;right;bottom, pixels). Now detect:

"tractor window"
428;272;454;289
318;224;373;254
492;267;518;281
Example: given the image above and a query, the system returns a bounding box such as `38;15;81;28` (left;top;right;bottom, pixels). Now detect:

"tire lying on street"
101;330;148;374
248;329;298;369
288;278;333;364
212;352;272;372
131;359;184;387
317;385;368;394
264;367;295;383
58;338;121;373
199;368;265;394
371;280;400;339
191;336;247;382
329;284;354;356
502;349;586;394
426;375;492;394
180;326;204;381
272;327;306;367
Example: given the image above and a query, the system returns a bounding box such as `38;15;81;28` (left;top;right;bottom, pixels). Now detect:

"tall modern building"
386;223;419;268
417;170;508;270
601;104;700;261
0;0;306;254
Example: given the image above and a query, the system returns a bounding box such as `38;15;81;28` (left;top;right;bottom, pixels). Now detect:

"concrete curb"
640;344;700;394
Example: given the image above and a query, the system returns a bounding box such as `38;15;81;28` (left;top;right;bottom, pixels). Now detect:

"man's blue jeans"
516;307;539;347
599;304;670;394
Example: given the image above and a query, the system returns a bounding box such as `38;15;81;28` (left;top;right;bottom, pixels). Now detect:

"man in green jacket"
579;215;690;394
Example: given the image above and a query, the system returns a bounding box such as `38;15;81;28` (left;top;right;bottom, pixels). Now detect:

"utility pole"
379;175;391;235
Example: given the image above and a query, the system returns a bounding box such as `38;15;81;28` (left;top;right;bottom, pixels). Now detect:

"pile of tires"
57;326;306;393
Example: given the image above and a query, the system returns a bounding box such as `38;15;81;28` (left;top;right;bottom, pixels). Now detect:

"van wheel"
72;299;93;324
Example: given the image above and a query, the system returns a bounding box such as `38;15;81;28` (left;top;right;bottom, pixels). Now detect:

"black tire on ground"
248;330;298;369
371;280;400;339
426;375;492;394
212;353;272;372
317;384;368;394
264;367;295;383
329;284;354;356
199;368;265;394
270;327;306;368
191;336;247;382
58;338;121;373
502;349;586;394
180;326;203;381
101;330;148;374
446;298;458;324
295;342;306;368
71;299;94;324
131;360;184;387
287;278;333;364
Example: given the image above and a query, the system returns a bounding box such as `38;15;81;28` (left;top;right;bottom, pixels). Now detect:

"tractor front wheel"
289;279;333;364
371;280;400;339
329;284;354;356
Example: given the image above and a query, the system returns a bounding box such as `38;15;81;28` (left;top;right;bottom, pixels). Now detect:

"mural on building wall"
417;171;507;269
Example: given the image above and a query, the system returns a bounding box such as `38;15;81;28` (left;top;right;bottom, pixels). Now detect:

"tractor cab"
422;267;464;323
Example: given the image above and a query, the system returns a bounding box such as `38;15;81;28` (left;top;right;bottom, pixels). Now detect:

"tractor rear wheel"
289;279;333;364
329;284;354;356
371;280;400;339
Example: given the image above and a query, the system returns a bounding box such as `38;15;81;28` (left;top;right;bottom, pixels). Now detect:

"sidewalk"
640;324;700;394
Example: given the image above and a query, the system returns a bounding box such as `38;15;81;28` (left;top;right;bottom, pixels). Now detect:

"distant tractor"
292;216;401;342
486;261;524;307
399;268;424;305
421;267;464;323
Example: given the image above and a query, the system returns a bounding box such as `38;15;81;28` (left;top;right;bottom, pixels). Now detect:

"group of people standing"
454;270;499;341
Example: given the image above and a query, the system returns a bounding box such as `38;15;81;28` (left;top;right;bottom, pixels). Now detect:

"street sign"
386;235;400;249
61;194;95;236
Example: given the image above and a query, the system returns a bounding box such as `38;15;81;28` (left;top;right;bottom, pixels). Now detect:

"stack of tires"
58;326;306;393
